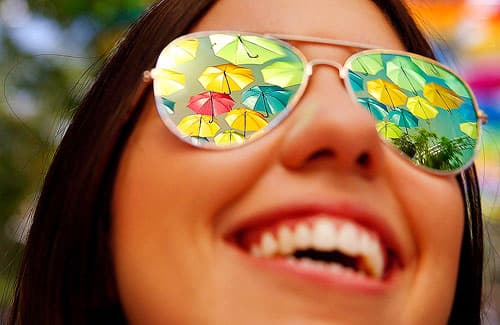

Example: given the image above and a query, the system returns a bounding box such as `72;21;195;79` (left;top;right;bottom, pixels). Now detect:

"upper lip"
221;199;406;271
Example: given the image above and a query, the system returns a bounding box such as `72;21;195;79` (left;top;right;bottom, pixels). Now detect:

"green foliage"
0;0;155;309
392;128;475;171
27;0;154;25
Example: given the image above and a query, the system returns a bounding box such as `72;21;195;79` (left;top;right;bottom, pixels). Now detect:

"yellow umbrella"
224;108;268;136
158;38;199;67
459;122;478;140
214;130;246;146
376;121;403;139
423;82;463;110
406;96;439;119
177;114;220;137
198;64;254;94
367;79;407;107
152;68;185;96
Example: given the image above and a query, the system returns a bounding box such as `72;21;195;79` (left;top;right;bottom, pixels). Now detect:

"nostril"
310;149;335;161
356;152;371;167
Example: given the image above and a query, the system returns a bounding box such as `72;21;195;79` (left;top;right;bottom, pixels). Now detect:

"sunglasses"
144;31;488;174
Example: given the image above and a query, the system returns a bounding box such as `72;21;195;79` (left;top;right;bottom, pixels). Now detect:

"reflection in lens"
153;33;305;149
347;53;478;172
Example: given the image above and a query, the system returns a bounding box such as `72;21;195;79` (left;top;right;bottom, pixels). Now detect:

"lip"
222;201;405;291
225;242;399;295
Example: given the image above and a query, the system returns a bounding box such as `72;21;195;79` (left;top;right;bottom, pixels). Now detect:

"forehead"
192;0;405;51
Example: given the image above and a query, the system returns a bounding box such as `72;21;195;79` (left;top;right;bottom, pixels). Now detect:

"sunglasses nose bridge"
307;59;344;77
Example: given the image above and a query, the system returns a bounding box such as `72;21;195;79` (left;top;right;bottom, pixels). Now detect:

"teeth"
277;226;295;255
250;244;262;257
361;234;384;279
286;257;369;279
248;218;386;279
260;232;278;257
294;224;311;249
337;223;359;256
312;218;336;250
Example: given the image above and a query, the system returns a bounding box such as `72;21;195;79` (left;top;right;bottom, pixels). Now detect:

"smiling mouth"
230;216;398;282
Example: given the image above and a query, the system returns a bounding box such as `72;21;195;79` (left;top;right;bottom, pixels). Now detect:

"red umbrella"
187;91;235;120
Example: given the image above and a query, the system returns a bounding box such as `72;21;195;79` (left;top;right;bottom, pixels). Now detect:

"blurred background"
0;0;499;321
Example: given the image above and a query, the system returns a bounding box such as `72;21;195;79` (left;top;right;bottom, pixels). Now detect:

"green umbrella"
410;57;470;97
406;96;439;119
261;61;304;88
350;53;383;75
411;57;447;78
357;97;388;121
459;122;479;139
376;121;403;139
209;34;286;65
443;75;471;98
386;56;426;93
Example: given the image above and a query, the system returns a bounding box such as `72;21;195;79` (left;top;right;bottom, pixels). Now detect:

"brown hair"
9;0;483;324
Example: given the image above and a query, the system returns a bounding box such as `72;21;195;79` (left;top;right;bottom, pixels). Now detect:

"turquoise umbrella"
388;109;418;128
242;85;292;116
188;136;210;146
348;71;364;93
357;97;389;120
160;97;175;114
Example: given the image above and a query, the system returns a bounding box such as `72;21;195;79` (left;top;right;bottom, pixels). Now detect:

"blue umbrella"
357;97;389;121
388;109;418;128
242;85;292;116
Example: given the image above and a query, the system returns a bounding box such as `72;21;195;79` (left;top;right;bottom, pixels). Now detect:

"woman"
9;0;484;324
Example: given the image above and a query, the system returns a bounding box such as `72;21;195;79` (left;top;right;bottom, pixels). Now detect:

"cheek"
392;167;464;322
111;141;214;324
110;103;276;324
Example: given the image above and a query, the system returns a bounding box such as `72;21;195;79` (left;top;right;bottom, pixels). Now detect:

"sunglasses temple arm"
143;69;158;83
478;109;488;125
267;33;383;50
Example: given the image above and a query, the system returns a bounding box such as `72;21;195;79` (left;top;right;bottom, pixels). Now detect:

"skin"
111;0;464;324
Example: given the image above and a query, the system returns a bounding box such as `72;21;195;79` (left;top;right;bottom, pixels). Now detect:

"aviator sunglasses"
144;31;488;174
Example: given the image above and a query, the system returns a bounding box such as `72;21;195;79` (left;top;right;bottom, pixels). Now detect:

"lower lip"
228;244;398;295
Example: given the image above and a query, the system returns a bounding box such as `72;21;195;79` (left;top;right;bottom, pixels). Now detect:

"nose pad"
278;65;384;179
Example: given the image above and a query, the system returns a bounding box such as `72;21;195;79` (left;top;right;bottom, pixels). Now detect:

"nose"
279;65;385;179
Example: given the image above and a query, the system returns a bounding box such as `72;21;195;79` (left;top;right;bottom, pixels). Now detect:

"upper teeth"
249;217;385;279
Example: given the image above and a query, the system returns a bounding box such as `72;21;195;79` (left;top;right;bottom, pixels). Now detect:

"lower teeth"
285;257;368;277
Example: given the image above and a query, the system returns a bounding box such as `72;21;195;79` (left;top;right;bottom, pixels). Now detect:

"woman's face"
112;0;464;324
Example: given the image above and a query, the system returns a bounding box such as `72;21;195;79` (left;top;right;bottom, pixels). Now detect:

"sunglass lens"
346;52;479;173
153;33;306;148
